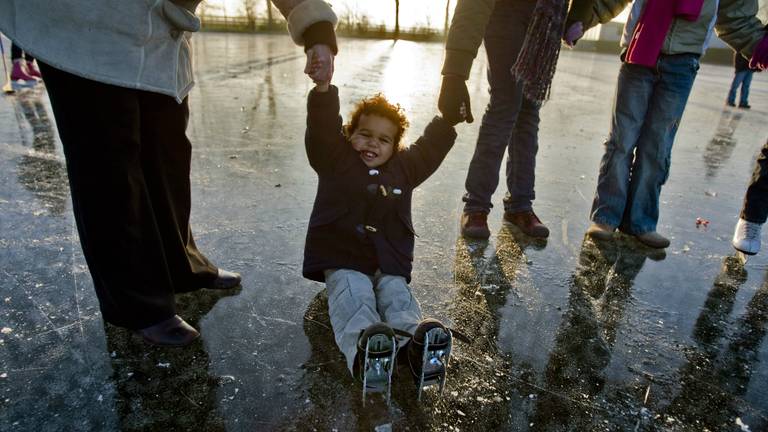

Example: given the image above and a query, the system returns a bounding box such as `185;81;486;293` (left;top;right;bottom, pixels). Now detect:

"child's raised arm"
306;85;348;173
399;116;458;187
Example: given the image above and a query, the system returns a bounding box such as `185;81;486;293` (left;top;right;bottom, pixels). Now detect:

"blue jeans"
727;70;754;106
462;0;540;215
591;54;699;234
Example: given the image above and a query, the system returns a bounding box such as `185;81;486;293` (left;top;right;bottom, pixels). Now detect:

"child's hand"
314;81;330;92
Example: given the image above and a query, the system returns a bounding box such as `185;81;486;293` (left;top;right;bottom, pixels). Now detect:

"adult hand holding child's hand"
305;44;335;83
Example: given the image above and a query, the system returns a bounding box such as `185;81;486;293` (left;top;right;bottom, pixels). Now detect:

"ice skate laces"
739;220;761;240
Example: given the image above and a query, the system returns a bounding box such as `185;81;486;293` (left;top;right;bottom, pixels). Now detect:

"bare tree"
265;0;274;27
394;0;400;39
243;0;257;28
444;0;451;35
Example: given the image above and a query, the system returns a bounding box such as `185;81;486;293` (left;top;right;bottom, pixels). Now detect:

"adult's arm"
441;0;496;79
271;0;338;53
715;0;765;58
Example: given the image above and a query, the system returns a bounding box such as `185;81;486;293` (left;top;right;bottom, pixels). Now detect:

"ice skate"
356;322;398;406
407;319;453;400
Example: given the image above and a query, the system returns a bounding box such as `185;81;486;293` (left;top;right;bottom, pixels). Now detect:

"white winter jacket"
0;0;337;102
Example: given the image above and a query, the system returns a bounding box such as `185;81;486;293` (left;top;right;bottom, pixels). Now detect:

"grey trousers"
324;269;423;374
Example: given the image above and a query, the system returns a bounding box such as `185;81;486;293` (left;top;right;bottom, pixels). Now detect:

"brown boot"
635;231;670;249
503;210;550;238
586;223;616;241
460;212;490;239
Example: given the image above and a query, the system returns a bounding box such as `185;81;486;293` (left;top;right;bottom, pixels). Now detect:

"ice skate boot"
407;319;453;400
356;322;398;406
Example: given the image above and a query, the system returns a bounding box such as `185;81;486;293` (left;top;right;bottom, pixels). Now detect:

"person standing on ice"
0;0;338;346
438;0;586;240
732;139;768;256
302;75;460;401
568;0;768;249
726;49;760;109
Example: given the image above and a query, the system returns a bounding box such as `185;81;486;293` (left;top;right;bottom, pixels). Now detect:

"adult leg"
623;54;698;235
325;269;381;375
504;95;541;213
739;71;753;107
742;141;768;224
138;92;218;291
39;64;176;329
590;63;655;228
373;273;423;348
462;0;532;214
727;71;746;105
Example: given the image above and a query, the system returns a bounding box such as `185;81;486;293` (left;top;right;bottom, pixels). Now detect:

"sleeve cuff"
441;50;475;79
308;84;340;111
287;0;338;46
302;21;338;54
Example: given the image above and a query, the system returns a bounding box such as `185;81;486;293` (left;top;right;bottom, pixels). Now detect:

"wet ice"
1;33;768;430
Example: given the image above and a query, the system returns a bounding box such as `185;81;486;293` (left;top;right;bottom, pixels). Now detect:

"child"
303;79;458;401
566;0;767;249
733;139;768;256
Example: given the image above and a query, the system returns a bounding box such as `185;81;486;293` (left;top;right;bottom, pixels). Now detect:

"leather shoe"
586;223;615;241
503;210;550;238
460;212;490;239
208;268;242;289
635;231;670;249
137;315;199;347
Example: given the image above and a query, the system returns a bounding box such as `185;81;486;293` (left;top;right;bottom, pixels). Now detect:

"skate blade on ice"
736;251;750;265
417;328;452;401
361;334;397;406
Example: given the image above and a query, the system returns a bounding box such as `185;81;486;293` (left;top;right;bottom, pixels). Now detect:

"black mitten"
438;75;474;125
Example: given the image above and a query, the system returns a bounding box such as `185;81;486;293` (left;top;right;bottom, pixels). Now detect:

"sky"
204;0;632;29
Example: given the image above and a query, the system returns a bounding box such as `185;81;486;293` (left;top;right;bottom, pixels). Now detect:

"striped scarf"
511;0;569;104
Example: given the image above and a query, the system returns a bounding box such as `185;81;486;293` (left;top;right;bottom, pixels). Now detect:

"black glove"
438;75;474;125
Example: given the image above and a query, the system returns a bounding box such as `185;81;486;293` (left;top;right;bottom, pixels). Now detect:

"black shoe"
355;323;398;405
207;269;242;289
726;100;736;107
136;315;199;347
739;103;751;110
407;319;452;400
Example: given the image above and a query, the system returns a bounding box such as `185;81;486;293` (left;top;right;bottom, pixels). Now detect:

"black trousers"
742;140;768;224
40;64;218;329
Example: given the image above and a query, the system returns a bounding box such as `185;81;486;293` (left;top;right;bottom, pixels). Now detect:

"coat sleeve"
271;0;338;52
577;0;631;31
566;0;599;29
399;117;458;187
715;0;766;58
441;0;496;79
306;85;348;174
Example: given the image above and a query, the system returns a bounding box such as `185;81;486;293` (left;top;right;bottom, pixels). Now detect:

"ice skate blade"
736;251;751;265
416;328;452;401
361;334;396;407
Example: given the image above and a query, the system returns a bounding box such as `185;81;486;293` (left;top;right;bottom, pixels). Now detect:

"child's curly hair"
344;94;410;151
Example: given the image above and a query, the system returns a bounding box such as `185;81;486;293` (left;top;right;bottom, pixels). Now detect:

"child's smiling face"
349;114;398;168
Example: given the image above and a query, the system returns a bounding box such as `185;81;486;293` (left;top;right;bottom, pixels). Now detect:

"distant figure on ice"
726;50;760;109
732;139;768;256
10;42;40;83
440;0;583;240
303;77;459;401
570;0;768;249
0;0;338;347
